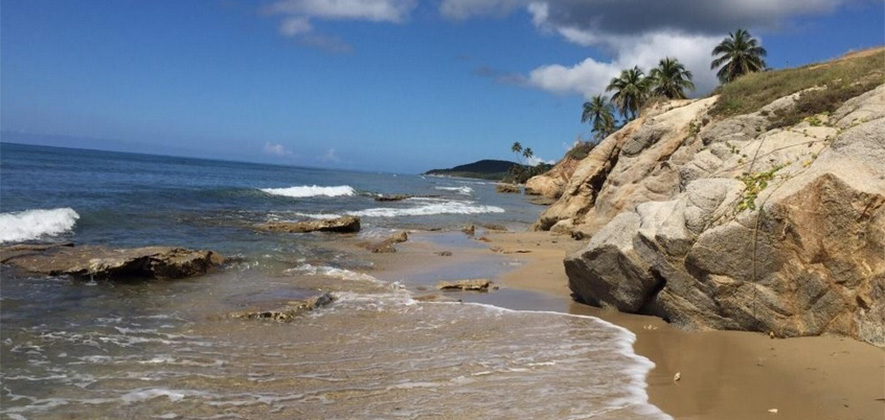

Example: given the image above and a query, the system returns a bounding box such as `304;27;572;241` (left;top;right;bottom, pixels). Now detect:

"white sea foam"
285;264;380;283
292;212;343;220
347;201;504;218
260;185;354;198
0;208;79;243
434;186;473;195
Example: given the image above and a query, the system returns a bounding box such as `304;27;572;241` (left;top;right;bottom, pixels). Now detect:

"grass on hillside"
709;48;884;125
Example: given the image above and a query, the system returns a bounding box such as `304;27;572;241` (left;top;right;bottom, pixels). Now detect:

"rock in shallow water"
229;292;335;322
437;279;494;292
0;244;224;280
257;216;361;233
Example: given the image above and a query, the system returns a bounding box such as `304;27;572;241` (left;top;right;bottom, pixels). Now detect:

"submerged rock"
437;279;493;292
230;292;335;322
0;244;224;280
258;216;361;233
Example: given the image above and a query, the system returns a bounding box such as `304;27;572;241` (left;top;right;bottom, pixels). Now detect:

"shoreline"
365;229;884;420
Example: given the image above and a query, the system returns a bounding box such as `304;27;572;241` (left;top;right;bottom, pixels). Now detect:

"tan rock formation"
560;83;885;346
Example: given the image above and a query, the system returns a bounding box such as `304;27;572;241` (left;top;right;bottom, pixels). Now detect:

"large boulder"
525;153;584;199
0;244;224;280
563;85;885;346
257;216;361;233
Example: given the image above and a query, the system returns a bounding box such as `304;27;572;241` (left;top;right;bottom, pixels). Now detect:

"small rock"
230;293;335;322
673;372;681;382
437;279;492;292
461;225;476;236
435;251;453;257
768;408;778;414
481;223;508;232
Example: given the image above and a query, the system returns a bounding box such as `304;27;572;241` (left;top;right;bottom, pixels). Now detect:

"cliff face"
544;82;885;346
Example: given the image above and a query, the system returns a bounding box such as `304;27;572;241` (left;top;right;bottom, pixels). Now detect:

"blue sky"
2;0;882;173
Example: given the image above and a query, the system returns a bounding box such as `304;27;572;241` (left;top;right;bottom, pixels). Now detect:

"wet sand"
367;229;885;420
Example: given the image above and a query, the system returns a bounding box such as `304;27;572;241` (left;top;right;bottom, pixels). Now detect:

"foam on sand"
0;208;80;243
260;185;355;198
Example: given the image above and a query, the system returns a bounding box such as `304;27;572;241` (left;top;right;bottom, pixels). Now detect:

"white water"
435;186;473;195
0;208;80;243
348;200;505;218
260;185;355;198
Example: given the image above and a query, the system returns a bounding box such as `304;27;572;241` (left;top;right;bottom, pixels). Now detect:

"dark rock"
230;292;335;322
0;245;224;280
481;223;508;232
375;194;412;202
257;216;361;233
461;225;475;236
435;251;453;257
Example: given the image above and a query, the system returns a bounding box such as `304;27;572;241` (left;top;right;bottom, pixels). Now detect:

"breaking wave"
347;201;504;218
260;185;355;198
435;186;473;195
0;208;80;243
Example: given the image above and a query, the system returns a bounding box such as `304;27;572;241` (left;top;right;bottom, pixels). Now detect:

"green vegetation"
607;66;652;120
650;57;695;99
424;159;521;180
502;142;553;184
581;95;617;141
710;49;884;118
565;141;598;160
766;77;882;130
736;164;784;212
711;29;767;84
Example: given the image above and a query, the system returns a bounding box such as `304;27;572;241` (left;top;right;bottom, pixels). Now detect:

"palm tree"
711;29;767;83
581;95;616;141
650;57;695;99
606;66;651;120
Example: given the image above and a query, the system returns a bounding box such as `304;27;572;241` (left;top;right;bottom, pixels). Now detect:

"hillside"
530;48;885;346
424;159;522;180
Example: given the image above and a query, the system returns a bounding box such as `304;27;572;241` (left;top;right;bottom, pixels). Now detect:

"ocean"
0;143;669;419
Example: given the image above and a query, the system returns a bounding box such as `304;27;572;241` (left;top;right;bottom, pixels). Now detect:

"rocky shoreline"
528;82;884;345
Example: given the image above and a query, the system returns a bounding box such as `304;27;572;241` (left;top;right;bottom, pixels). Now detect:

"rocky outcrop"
525;154;584;199
257;216;361;233
230;292;335;322
495;183;520;194
0;244;224;280
560;82;885;346
362;231;409;253
535;98;719;234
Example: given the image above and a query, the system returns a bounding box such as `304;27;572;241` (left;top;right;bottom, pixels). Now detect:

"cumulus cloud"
442;0;862;97
528;32;721;98
526;155;555;166
263;142;293;157
264;0;417;50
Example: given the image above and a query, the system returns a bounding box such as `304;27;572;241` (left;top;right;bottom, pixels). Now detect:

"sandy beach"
368;229;885;420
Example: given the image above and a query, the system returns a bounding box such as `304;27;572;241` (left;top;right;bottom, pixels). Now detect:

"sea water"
0;143;670;419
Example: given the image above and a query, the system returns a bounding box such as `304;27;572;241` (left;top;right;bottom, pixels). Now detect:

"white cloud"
528;32;721;98
264;0;417;50
279;16;313;36
320;148;342;163
441;0;862;97
265;0;416;23
263;142;293;157
526;155;555;166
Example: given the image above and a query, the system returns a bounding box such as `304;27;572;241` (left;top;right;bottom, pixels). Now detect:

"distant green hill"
424;159;522;180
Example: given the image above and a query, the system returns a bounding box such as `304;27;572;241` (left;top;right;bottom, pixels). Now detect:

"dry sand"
365;229;885;420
